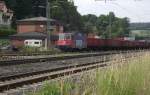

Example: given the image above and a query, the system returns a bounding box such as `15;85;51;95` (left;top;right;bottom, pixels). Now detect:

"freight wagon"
56;32;150;50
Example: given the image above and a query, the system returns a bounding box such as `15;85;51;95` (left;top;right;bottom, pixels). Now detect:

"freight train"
56;32;150;50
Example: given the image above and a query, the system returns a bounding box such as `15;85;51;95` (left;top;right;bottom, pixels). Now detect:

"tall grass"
0;39;10;46
30;51;150;95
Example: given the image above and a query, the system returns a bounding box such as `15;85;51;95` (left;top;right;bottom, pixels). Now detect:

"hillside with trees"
130;23;150;30
3;0;130;38
82;12;130;38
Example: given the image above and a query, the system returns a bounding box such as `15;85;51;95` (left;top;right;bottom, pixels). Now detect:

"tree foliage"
4;0;129;38
50;0;83;31
4;0;83;31
82;12;130;38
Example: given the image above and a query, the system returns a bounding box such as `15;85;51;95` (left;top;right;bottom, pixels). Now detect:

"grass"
0;39;10;46
19;46;62;55
29;51;150;95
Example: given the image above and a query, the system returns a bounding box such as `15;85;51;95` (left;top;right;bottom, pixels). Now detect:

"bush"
20;46;61;55
21;46;40;53
0;28;16;37
0;39;10;46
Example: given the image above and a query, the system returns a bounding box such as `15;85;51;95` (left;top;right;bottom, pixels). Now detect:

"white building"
0;1;13;27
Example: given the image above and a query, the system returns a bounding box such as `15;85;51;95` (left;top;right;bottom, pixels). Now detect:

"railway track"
0;51;60;56
0;51;141;93
0;51;123;66
0;61;108;92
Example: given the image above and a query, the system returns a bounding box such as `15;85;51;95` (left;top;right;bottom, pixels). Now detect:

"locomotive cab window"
65;34;72;40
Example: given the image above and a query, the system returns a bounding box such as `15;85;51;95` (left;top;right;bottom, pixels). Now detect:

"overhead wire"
94;0;142;22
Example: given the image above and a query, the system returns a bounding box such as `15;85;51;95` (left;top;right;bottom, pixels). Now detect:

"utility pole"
45;0;50;49
109;13;112;39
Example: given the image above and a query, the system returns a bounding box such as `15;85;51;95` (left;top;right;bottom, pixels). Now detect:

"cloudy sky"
74;0;150;22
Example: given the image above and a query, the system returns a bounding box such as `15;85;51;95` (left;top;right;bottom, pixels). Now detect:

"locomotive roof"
59;32;84;35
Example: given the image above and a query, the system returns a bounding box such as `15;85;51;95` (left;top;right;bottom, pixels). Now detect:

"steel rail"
0;50;142;66
0;61;108;92
0;54;138;92
0;51;120;66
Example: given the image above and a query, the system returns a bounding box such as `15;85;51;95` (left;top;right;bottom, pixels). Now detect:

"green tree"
4;1;130;36
50;0;83;31
4;0;83;31
82;12;130;38
82;14;98;34
97;15;109;38
4;0;34;28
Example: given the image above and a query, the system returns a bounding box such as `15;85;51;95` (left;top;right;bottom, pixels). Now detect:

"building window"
25;42;28;45
35;42;39;44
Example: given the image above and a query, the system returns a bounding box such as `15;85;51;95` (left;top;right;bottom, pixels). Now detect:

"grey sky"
74;0;150;22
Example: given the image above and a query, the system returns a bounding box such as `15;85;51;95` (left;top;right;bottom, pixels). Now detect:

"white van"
24;39;42;47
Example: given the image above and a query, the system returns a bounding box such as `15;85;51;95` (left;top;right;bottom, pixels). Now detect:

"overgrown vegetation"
0;27;16;37
0;39;10;46
20;46;61;55
30;52;150;95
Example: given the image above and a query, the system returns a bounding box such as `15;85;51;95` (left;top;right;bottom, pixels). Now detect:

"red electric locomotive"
56;32;87;50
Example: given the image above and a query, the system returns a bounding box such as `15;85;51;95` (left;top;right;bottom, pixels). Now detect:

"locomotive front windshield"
59;33;72;40
59;34;65;40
